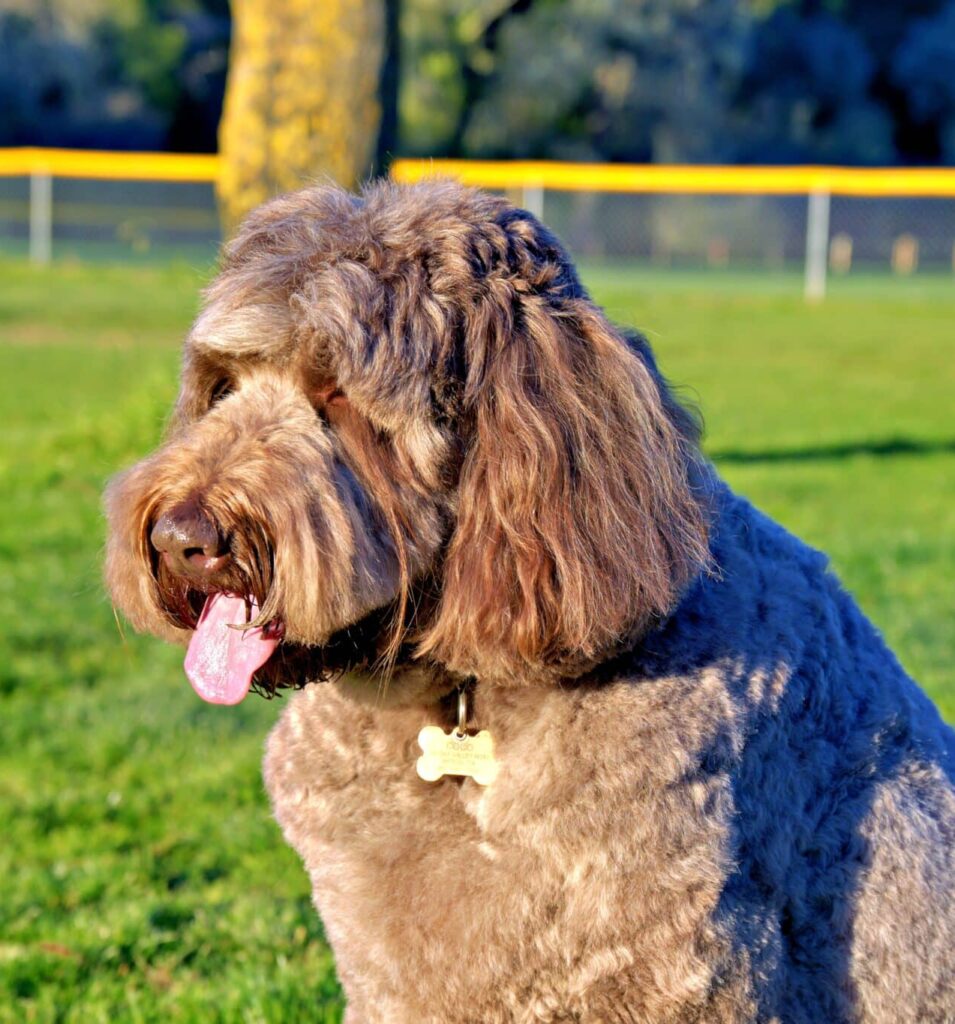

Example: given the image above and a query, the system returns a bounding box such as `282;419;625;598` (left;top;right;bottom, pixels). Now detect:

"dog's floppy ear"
418;219;710;682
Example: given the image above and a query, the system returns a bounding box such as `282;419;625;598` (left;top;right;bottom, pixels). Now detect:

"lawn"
1;258;952;1022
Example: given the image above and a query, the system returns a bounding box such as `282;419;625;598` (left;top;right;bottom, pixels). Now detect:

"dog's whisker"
111;604;127;644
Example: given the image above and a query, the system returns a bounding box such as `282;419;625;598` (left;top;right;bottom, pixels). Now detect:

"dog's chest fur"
265;670;747;1023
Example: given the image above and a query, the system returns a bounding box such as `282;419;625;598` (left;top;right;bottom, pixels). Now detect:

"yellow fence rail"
391;159;955;199
0;147;220;183
3;148;955;298
3;148;955;197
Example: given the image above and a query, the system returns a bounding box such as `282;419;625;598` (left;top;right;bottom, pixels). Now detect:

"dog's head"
105;180;710;701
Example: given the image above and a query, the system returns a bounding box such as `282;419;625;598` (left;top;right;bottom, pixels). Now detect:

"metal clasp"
453;686;468;739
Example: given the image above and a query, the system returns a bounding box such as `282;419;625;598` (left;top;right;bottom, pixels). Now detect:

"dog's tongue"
184;594;278;705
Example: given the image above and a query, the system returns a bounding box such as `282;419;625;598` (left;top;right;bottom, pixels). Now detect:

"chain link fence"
2;152;954;297
525;190;955;273
0;175;221;265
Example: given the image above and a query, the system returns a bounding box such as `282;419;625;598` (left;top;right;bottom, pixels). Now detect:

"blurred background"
2;0;955;268
1;2;953;1022
5;0;955;161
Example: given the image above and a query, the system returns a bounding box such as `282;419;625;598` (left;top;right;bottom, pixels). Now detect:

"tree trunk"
218;0;385;233
374;0;401;176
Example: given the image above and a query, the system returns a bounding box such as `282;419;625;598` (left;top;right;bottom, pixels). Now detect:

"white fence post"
29;170;53;266
804;188;830;302
520;183;544;221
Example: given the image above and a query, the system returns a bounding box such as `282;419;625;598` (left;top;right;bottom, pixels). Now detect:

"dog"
105;179;955;1023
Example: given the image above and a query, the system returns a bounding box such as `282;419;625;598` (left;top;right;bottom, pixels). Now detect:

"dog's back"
654;489;955;1021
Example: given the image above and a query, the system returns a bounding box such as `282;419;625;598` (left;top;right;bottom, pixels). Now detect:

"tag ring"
454;687;468;738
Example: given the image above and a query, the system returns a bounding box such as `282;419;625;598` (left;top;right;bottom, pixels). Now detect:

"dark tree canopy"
1;0;953;166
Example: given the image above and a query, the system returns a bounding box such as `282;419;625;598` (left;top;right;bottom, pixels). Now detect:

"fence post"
29;170;53;266
804;188;830;302
520;183;544;221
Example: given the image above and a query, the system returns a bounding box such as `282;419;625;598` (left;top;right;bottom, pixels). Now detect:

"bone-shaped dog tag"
416;725;500;786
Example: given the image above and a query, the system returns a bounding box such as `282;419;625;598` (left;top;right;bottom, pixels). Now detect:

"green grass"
1;258;952;1022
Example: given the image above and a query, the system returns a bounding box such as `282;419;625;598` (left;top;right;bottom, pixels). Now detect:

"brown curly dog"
106;180;954;1023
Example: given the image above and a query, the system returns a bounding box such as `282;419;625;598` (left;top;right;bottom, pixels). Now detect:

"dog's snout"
150;499;230;578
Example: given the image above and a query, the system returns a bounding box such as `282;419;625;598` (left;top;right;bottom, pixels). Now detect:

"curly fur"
105;179;955;1022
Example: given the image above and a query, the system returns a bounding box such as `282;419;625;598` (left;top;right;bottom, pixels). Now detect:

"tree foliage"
454;0;749;162
1;0;953;166
398;0;952;165
733;6;894;164
892;1;955;163
0;0;228;151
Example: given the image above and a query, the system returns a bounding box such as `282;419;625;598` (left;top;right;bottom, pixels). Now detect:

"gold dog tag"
416;725;500;786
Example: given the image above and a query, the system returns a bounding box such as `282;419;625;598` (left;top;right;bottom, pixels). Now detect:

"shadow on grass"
710;436;955;465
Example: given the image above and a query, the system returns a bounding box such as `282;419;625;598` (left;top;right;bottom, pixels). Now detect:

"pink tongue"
184;594;279;705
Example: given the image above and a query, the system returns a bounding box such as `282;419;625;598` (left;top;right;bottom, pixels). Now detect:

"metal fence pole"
520;183;544;221
29;170;53;266
804;188;830;302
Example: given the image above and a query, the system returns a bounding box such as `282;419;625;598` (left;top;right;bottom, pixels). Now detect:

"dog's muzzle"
148;497;283;705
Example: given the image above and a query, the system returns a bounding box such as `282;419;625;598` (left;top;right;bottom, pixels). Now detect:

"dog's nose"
150;500;230;578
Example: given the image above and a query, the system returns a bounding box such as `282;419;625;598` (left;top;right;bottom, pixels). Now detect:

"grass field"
1;258;953;1022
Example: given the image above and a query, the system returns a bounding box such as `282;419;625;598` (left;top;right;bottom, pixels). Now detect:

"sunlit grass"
1;258;952;1021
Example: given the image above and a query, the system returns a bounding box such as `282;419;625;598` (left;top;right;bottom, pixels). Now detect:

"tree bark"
218;0;385;233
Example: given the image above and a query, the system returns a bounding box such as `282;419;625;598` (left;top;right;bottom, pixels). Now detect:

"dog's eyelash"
209;379;234;407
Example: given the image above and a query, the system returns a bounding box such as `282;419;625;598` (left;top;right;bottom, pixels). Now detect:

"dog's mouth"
184;593;283;705
175;589;408;705
147;520;418;704
147;516;288;703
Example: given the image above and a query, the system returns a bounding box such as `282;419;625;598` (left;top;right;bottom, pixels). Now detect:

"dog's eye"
209;379;233;407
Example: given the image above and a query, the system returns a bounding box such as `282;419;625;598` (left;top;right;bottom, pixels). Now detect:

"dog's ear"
418;223;710;682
